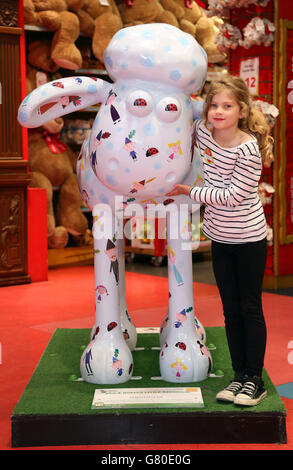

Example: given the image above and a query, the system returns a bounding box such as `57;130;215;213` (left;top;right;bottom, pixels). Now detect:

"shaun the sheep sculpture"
18;23;212;385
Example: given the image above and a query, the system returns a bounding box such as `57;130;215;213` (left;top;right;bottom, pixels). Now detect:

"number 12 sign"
240;57;259;96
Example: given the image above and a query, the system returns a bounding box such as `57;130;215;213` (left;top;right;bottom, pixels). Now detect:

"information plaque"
91;387;204;409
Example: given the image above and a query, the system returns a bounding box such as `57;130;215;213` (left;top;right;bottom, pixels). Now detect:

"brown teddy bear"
117;0;179;28
23;0;64;31
160;0;226;63
23;0;83;70
73;0;124;63
26;41;89;249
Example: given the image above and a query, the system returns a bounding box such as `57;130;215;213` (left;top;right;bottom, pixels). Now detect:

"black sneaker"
234;376;267;406
216;375;245;403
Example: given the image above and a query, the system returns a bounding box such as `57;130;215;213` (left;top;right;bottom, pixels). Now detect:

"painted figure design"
105;90;120;124
84;348;93;375
105;239;119;285
168;246;184;287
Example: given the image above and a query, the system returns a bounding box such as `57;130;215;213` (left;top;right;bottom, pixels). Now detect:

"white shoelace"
239;381;256;396
226;381;243;392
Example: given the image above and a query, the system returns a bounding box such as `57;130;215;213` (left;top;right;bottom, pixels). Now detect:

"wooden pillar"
0;0;31;286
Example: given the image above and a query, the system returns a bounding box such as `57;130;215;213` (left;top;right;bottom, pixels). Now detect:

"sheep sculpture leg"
81;207;133;384
159;212;212;382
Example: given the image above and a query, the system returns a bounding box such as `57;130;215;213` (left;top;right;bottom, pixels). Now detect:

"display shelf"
48;245;94;268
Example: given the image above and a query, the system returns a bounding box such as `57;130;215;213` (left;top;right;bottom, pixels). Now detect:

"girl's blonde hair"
203;75;274;167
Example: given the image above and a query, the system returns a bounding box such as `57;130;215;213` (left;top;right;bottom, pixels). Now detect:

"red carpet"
1;265;292;450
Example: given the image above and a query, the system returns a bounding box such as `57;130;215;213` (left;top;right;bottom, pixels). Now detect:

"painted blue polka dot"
18;111;28;122
90;189;95;196
192;59;197;67
170;70;182;81
140;55;155;67
85;170;92;181
106;56;113;68
115;30;126;40
164;46;172;52
41;90;47;96
143;122;156;136
178;37;190;46
142;31;154;39
176;127;181;133
88;84;97;94
106;174;118;186
154;162;162;170
106;142;114;150
120;62;128;70
100;194;110;204
125;167;130;173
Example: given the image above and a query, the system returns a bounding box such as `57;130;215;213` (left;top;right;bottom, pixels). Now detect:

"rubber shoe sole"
216;389;235;402
216;382;243;403
234;390;267;406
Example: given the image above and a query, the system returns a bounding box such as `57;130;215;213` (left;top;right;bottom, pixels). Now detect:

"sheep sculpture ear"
18;76;111;128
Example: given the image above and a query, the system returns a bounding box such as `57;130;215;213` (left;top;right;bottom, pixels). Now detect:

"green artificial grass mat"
12;327;286;417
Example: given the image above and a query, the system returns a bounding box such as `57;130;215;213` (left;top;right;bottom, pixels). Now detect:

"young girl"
166;75;273;406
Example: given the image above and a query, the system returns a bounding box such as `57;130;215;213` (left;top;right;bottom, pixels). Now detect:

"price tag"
240;57;259;96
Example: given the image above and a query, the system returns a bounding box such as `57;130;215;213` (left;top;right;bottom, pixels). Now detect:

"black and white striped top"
190;120;267;244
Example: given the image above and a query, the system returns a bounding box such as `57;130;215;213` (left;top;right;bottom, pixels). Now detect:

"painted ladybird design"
163;198;175;206
175;342;187;350
165;103;178;111
134;98;147;106
52;81;64;88
146;147;159;157
107;321;118;331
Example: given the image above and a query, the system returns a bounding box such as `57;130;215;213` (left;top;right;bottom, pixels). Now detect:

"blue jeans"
211;238;267;378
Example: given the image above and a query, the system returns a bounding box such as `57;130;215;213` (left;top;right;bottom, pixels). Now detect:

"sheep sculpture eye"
156;97;181;122
126;91;153;117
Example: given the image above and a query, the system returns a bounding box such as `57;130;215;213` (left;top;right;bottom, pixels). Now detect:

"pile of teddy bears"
24;0;227;68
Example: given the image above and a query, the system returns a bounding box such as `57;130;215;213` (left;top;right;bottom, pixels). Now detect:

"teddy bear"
23;0;84;70
26;40;90;248
117;0;179;28
23;0;65;31
73;0;124;63
159;0;226;63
